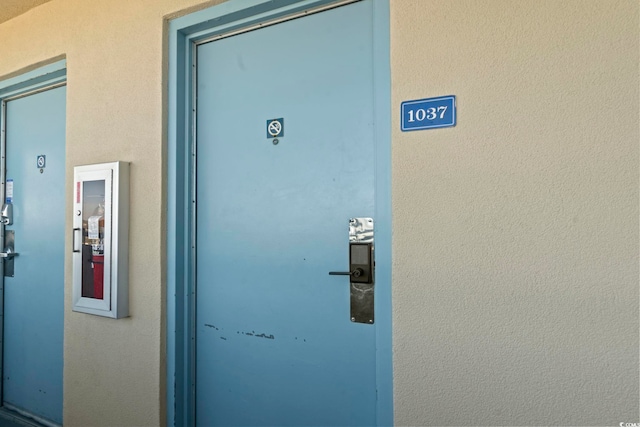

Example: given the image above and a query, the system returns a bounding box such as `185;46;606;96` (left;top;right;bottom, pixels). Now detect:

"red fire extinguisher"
90;203;105;299
92;255;104;299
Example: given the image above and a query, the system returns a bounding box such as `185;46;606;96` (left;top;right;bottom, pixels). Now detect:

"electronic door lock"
2;230;16;276
329;242;373;284
328;218;375;324
1;203;13;225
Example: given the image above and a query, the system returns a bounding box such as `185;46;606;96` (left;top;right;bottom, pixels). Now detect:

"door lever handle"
329;268;365;279
0;248;18;258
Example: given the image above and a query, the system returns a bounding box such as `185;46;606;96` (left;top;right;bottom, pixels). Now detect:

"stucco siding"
391;1;639;425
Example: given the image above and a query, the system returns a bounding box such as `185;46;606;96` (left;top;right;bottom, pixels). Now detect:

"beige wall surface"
0;0;220;425
0;0;638;426
391;0;639;426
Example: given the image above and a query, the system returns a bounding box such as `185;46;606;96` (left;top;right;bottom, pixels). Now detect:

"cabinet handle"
73;228;81;253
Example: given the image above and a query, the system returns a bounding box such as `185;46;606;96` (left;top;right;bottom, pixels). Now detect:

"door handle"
329;268;365;279
328;242;372;284
0;247;18;258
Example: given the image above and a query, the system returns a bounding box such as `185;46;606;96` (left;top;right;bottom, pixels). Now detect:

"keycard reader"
328;218;375;324
329;242;373;283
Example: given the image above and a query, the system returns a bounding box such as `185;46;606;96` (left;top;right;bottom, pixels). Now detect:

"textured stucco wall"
0;0;220;425
391;1;639;425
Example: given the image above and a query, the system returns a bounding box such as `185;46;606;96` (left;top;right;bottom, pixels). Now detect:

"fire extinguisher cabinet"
72;161;129;318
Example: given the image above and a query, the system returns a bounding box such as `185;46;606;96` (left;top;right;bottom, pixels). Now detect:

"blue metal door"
195;2;377;425
2;85;65;424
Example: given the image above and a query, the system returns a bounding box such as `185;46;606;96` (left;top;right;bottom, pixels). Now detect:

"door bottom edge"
1;403;61;427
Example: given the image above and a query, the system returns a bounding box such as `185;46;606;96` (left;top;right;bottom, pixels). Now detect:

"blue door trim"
0;60;66;99
166;2;391;425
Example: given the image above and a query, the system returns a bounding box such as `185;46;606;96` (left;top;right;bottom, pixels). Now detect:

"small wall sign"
36;155;46;168
266;118;284;138
6;179;13;203
401;95;456;131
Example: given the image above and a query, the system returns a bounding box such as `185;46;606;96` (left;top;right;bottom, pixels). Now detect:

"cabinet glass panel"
81;179;105;300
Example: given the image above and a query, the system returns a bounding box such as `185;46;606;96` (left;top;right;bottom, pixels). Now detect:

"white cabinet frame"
72;161;129;318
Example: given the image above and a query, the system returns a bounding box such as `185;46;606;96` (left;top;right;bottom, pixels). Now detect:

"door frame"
0;58;66;426
166;1;391;425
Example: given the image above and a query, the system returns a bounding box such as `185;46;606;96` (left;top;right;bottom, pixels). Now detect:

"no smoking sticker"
266;118;284;138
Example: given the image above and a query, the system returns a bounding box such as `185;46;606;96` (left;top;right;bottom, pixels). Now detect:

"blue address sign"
401;95;456;131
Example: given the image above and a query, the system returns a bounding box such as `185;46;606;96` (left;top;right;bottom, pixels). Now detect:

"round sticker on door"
36;155;46;168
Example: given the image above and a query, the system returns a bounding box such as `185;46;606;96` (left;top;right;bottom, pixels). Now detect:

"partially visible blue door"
3;85;65;424
195;2;377;426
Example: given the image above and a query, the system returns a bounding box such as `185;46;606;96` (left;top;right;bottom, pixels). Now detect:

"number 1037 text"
406;106;448;122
